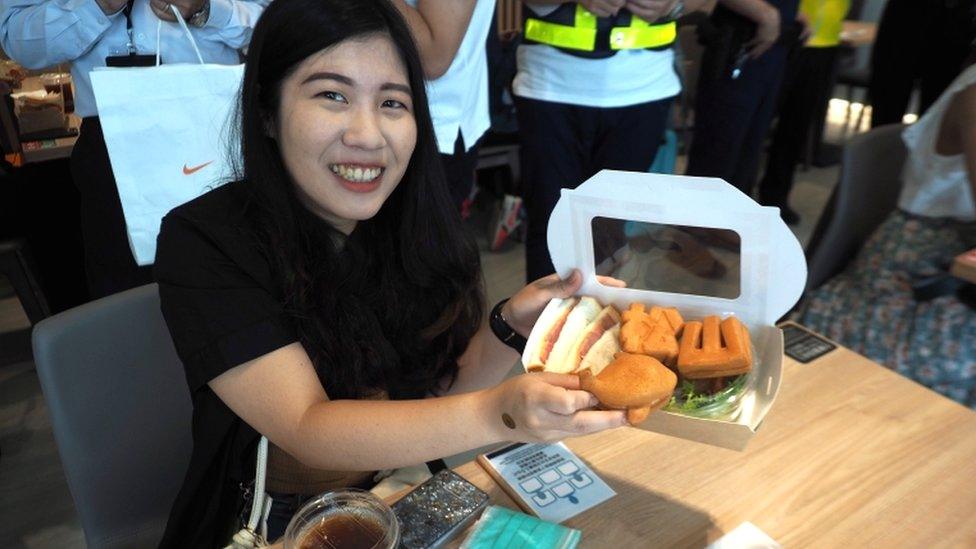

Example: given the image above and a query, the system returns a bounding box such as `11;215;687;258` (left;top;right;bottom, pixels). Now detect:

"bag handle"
155;5;206;67
225;436;270;548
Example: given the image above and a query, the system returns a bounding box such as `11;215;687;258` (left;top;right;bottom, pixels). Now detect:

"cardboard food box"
522;170;807;451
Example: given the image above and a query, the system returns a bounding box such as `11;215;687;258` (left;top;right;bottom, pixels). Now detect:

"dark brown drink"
286;489;398;549
297;513;386;549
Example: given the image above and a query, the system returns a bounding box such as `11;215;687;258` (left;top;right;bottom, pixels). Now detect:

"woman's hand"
502;270;626;338
485;372;627;443
150;0;207;21
746;2;780;58
580;0;627;18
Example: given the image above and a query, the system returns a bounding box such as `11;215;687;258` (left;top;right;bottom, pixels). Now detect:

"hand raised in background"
149;0;208;22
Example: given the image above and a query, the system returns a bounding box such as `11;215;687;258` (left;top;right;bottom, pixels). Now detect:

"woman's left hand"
502;270;626;337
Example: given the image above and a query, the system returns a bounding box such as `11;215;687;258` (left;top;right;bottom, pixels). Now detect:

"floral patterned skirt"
796;210;976;408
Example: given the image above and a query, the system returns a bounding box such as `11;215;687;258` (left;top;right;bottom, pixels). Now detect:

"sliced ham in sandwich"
578;325;621;376
568;305;621;373
525;297;579;372
544;297;603;374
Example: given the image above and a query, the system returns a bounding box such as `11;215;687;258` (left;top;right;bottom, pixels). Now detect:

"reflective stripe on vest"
524;4;675;52
610;18;677;50
523;4;597;51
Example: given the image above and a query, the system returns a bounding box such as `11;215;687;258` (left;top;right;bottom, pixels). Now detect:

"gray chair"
804;123;907;292
32;283;192;548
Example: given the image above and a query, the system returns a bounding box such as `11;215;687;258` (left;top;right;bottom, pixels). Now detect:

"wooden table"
452;324;976;547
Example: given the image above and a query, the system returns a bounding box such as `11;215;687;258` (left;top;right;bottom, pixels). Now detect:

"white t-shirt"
406;0;495;154
513;3;680;108
899;64;976;222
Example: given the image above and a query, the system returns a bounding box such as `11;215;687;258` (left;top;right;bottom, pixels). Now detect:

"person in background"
756;0;850;225
868;0;976;128
0;0;268;299
516;0;708;283
394;0;496;213
799;59;976;409
154;0;627;544
684;0;804;196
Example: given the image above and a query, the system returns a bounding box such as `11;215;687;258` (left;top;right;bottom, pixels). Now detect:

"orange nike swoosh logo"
182;161;214;175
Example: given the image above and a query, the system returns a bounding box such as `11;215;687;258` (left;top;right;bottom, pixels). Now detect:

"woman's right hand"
485;372;627;443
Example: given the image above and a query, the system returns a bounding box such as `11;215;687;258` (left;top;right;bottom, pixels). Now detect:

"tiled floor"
0;120;848;547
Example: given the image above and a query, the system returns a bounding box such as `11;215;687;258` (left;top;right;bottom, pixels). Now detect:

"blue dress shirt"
0;0;269;117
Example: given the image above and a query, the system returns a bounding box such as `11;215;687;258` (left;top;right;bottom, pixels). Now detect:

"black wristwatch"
490;298;527;353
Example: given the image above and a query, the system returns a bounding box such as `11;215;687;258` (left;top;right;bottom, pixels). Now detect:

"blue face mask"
460;506;581;549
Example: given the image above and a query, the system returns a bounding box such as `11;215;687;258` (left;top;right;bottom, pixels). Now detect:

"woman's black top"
155;181;301;547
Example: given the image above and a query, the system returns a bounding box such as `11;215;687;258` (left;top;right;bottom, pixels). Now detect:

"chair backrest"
804;124;907;291
32;283;192;549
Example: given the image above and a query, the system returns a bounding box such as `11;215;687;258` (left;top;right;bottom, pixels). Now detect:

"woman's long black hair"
234;0;484;399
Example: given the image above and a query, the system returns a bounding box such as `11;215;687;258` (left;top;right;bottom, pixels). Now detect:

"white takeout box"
521;170;807;451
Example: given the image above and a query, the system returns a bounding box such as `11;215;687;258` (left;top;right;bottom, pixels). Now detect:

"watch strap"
490;299;527;354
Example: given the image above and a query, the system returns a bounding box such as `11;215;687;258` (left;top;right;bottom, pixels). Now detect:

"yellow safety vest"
524;4;677;57
801;0;850;48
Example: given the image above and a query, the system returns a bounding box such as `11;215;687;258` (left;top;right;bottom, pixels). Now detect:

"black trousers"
438;131;481;212
758;46;841;207
515;95;673;282
70;118;153;299
686;44;790;196
869;0;975;128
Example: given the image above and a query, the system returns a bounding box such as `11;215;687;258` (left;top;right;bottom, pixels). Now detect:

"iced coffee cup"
284;488;399;549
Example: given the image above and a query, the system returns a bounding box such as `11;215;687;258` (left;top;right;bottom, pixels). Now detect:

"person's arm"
207;269;630;472
209;342;626;472
392;0;477;79
0;0;124;69
443;272;627;396
443;322;520;396
718;0;780;57
149;0;269;50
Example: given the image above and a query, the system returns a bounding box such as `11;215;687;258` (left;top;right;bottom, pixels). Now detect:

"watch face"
190;3;209;26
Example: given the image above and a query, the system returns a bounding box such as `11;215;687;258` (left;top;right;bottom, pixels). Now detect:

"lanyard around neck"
123;0;137;54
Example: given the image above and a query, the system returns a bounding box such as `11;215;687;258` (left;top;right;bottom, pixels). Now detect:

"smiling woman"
276;37;418;234
152;0;628;546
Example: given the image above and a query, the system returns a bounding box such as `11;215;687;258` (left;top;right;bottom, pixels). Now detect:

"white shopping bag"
91;10;243;265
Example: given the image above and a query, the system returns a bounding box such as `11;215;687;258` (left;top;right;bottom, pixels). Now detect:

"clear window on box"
591;217;741;299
